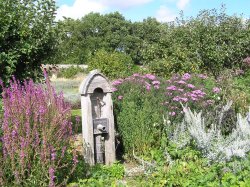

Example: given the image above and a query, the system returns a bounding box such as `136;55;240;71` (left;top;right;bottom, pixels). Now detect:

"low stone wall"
56;64;88;69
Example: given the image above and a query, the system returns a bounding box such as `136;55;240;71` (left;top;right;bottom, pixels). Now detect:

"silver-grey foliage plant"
171;102;250;163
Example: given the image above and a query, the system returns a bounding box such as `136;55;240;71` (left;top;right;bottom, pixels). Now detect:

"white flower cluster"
171;103;250;163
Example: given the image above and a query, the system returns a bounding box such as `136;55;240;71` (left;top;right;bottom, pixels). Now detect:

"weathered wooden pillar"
79;70;116;165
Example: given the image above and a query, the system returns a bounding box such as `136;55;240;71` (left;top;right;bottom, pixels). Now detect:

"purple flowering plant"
112;73;163;101
0;75;78;186
111;72;224;156
113;72;220;122
164;73;210;118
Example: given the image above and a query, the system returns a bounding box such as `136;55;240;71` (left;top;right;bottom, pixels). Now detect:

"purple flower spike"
0;75;77;185
49;167;55;187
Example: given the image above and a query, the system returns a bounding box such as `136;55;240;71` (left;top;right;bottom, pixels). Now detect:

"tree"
148;7;250;77
187;7;250;76
87;49;134;79
53;12;134;65
133;17;169;65
0;0;57;83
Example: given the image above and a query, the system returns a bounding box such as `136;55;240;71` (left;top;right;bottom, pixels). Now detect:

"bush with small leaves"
87;49;135;79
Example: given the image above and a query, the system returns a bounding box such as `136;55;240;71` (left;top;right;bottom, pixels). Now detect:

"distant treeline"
52;6;250;77
0;0;250;84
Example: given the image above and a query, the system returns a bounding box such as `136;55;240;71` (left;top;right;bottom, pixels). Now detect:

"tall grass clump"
0;76;78;186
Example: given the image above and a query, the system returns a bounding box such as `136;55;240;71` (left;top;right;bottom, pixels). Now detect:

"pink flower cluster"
113;72;220;118
212;87;221;93
182;73;191;80
164;73;215;116
112;73;161;100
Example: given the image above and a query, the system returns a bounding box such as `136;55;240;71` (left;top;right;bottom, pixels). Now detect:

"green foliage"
88;162;124;180
125;147;250;187
190;7;250;76
113;75;166;157
234;70;250;95
147;6;250;77
53;12;134;65
53;19;86;65
71;109;81;117
232;70;250;112
87;50;135;79
52;7;250;78
68;156;89;184
69;162;125;187
0;0;57;84
58;66;85;79
149;57;200;79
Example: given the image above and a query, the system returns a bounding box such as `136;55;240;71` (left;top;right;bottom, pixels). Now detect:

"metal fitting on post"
97;124;106;132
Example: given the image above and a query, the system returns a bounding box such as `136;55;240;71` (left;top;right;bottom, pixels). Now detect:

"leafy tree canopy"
53;12;133;64
0;0;57;83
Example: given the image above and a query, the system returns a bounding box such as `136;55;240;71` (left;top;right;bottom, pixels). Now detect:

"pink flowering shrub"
164;73;220;120
0;77;78;186
112;73;225;156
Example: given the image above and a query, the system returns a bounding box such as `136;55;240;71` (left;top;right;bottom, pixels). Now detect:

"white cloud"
55;0;191;21
56;0;107;21
101;0;153;9
176;0;190;10
156;5;177;22
56;0;153;20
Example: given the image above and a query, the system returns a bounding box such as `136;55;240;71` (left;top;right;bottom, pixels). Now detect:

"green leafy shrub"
0;0;57;84
57;66;85;79
153;154;250;187
144;7;250;77
148;55;201;79
87;49;135;79
232;69;250;112
131;146;250;187
88;162;124;179
70;162;125;187
113;74;166;157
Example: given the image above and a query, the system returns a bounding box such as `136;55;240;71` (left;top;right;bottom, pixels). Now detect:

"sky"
55;0;250;22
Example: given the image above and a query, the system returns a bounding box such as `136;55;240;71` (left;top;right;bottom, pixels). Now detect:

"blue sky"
55;0;250;22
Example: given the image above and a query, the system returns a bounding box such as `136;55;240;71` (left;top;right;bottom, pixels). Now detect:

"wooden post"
79;70;116;165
